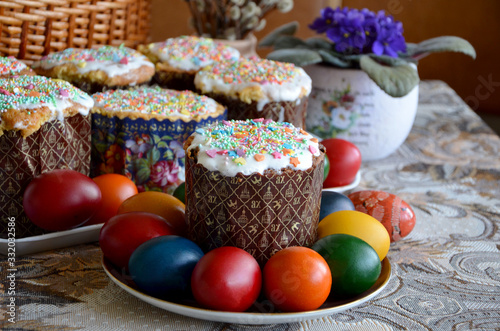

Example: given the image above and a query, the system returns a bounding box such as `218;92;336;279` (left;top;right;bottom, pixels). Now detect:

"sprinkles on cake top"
0;76;94;136
31;45;154;77
92;87;224;120
0;56;29;77
194;57;312;109
187;119;321;177
143;36;240;71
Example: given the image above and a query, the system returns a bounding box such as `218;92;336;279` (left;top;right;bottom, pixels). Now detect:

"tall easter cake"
139;35;240;91
194;57;312;128
184;119;325;264
31;45;155;94
0;76;94;238
91;86;226;193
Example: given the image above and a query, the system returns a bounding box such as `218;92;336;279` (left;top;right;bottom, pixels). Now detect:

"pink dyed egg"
348;190;416;242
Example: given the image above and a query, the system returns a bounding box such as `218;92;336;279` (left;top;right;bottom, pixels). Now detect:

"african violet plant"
259;6;476;97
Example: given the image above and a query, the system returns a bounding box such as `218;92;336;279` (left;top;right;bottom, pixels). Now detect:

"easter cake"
138;35;240;91
31;45;155;94
91;86;227;193
0;56;35;78
0;75;94;238
184;119;325;264
194;57;311;128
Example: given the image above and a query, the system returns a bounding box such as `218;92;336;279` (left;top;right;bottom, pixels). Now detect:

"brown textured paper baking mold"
0;114;91;238
185;153;324;265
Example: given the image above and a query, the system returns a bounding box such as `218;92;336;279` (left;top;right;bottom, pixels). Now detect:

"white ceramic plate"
323;170;361;193
0;224;103;256
103;257;390;325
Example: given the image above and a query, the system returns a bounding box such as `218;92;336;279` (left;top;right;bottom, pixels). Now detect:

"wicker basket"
0;0;151;64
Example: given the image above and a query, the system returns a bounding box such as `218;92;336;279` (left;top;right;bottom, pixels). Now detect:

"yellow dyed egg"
317;210;390;261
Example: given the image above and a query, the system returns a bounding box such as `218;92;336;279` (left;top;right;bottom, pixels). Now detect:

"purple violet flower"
371;11;406;57
309;7;407;57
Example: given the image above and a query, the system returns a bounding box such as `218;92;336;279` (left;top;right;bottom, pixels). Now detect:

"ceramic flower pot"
304;64;419;161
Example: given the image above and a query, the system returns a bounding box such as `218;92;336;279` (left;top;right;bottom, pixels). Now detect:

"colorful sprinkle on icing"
197;57;300;86
32;45;154;77
194;57;312;109
0;56;28;76
147;36;240;71
36;45;144;65
0;76;93;114
92;87;221;119
188;119;322;177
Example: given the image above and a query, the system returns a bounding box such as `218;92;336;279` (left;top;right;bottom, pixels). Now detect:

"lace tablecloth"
1;81;500;330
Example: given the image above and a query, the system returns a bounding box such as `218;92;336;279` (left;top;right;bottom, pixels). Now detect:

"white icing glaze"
0;76;94;129
32;47;154;78
148;36;240;71
186;119;321;177
194;60;312;110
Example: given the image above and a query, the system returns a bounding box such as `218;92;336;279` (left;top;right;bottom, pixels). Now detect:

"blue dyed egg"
319;191;355;221
128;235;204;298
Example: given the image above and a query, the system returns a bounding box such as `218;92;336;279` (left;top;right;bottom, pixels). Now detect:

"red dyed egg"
348;190;416;242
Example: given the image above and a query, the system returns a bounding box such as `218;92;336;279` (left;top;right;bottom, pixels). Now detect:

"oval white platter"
0;224;103;256
102;256;390;325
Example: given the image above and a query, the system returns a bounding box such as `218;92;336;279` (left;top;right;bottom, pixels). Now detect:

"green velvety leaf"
273;35;308;50
368;54;416;66
258;21;299;47
408;36;476;59
305;37;332;50
318;49;352;68
266;49;322;67
359;55;420;97
405;42;418;56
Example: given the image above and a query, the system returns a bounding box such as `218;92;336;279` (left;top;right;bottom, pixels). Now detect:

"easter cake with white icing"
184;119;324;264
194;57;312;128
0;75;94;238
31;45;155;94
90;86;226;193
139;35;240;91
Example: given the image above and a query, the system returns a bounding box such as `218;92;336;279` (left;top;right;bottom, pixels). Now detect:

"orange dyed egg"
117;191;186;236
348;190;416;242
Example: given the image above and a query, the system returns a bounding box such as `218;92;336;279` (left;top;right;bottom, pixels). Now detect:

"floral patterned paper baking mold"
91;111;226;194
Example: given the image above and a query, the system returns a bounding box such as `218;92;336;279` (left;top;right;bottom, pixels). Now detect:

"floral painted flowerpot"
304;64;419;161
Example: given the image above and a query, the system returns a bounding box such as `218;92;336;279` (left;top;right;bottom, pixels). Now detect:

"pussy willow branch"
185;0;286;39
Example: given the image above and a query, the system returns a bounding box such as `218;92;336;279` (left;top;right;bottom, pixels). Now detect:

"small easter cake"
184;119;325;264
31;45;155;94
0;56;35;78
194;57;312;128
0;75;94;238
138;35;240;91
91;86;227;193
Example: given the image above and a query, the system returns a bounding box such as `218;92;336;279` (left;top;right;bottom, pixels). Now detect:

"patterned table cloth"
1;81;499;330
